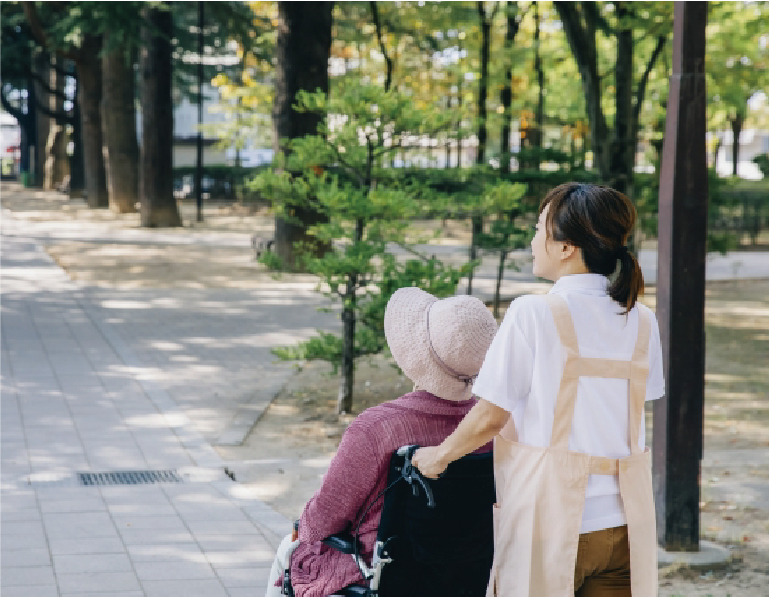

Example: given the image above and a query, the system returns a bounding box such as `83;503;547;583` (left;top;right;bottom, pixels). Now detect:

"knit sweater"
288;391;491;597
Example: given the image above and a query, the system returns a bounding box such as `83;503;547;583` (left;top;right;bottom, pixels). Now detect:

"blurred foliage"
255;85;470;387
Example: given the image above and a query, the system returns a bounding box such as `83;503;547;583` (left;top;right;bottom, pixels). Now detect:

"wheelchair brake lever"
412;471;435;508
399;445;436;508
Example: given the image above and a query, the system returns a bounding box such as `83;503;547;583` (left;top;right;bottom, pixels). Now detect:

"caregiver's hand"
412;446;449;480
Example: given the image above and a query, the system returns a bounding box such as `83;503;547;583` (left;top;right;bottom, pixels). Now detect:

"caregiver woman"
413;183;665;597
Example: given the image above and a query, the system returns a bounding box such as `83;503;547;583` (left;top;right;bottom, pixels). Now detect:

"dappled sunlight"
706;372;750;384
149;341;185;351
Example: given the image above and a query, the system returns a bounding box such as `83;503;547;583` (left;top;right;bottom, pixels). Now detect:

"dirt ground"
4;185;768;596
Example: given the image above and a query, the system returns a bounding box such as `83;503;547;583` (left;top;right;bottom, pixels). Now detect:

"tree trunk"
140;6;181;227
610;3;634;197
534;5;545;169
554;1;611;178
468;1;496;296
730;113;743;177
336;215;365;414
33;50;51;187
476;1;492;166
272;1;333;270
42;56;69;189
77;35;108;208
500;2;521;175
337;297;356;414
370;1;393;92
70;95;85;198
466;217;483;295
102;37;139;213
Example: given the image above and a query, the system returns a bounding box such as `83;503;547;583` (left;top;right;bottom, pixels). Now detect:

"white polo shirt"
473;273;665;534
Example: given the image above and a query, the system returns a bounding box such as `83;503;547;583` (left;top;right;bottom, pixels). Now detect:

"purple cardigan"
288;391;491;597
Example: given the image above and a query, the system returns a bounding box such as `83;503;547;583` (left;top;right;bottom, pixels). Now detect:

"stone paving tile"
1;549;51;568
61;594;145;597
133;560;217;581
213;565;272;589
112;515;188;531
141;579;229;597
41;512;119;540
56;572;142;594
1;586;60;597
38;498;108;514
52;553;134;575
118;528;196;546
0;566;56;587
61;594;144;597
1;509;42;522
125;542;207;563
186;520;261;536
204;546;275;568
192;534;272;552
47;537;127;556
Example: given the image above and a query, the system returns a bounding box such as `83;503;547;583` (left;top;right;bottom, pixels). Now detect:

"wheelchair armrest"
321;532;361;555
336;586;369;596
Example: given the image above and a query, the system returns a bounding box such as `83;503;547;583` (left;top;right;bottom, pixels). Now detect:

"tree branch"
392;241;433;263
369;1;393;92
23;1;81;62
323;138;366;187
30;71;69;101
0;88;28;125
633;35;667;129
35;100;75;125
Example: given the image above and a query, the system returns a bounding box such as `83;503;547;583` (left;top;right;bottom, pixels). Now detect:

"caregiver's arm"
412;398;510;479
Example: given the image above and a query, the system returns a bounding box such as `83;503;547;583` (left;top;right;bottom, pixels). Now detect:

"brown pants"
574;526;631;597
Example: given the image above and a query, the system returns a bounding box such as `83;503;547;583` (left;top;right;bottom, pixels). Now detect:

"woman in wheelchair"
265;288;498;597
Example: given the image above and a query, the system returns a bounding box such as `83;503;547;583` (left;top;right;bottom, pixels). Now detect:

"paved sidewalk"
1;233;292;596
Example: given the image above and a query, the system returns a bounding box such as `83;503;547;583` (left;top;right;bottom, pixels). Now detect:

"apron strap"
628;307;651;454
544;295;651;453
544;295;582;449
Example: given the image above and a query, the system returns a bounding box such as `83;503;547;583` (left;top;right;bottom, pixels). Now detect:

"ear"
560;243;578;262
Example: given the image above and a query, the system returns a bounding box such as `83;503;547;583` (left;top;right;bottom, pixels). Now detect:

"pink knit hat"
384;287;498;402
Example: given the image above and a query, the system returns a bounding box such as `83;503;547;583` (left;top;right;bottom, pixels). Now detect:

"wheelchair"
283;445;495;597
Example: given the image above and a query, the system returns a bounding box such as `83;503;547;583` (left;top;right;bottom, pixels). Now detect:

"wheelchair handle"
398;445;436;509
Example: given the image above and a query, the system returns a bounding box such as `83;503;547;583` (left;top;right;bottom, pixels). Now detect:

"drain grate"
78;470;183;486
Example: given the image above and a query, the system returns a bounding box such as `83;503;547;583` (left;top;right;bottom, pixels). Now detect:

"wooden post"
652;1;709;551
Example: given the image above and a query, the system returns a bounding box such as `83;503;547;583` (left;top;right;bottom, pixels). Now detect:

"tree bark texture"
468;1;496;296
70;96;85;198
102;38;139;213
500;2;521;174
76;35;108;208
555;1;611;178
730;113;743;176
610;3;634;197
476;1;492;166
370;1;393;92
534;5;545;165
33;50;51;187
337;297;356;414
43;57;70;190
140;6;181;227
272;1;333;270
336;215;365;414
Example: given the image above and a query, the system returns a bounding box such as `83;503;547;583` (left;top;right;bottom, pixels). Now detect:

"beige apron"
487;294;657;597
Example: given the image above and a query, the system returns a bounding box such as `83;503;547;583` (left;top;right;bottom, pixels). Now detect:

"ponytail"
609;246;644;314
541;183;644;314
